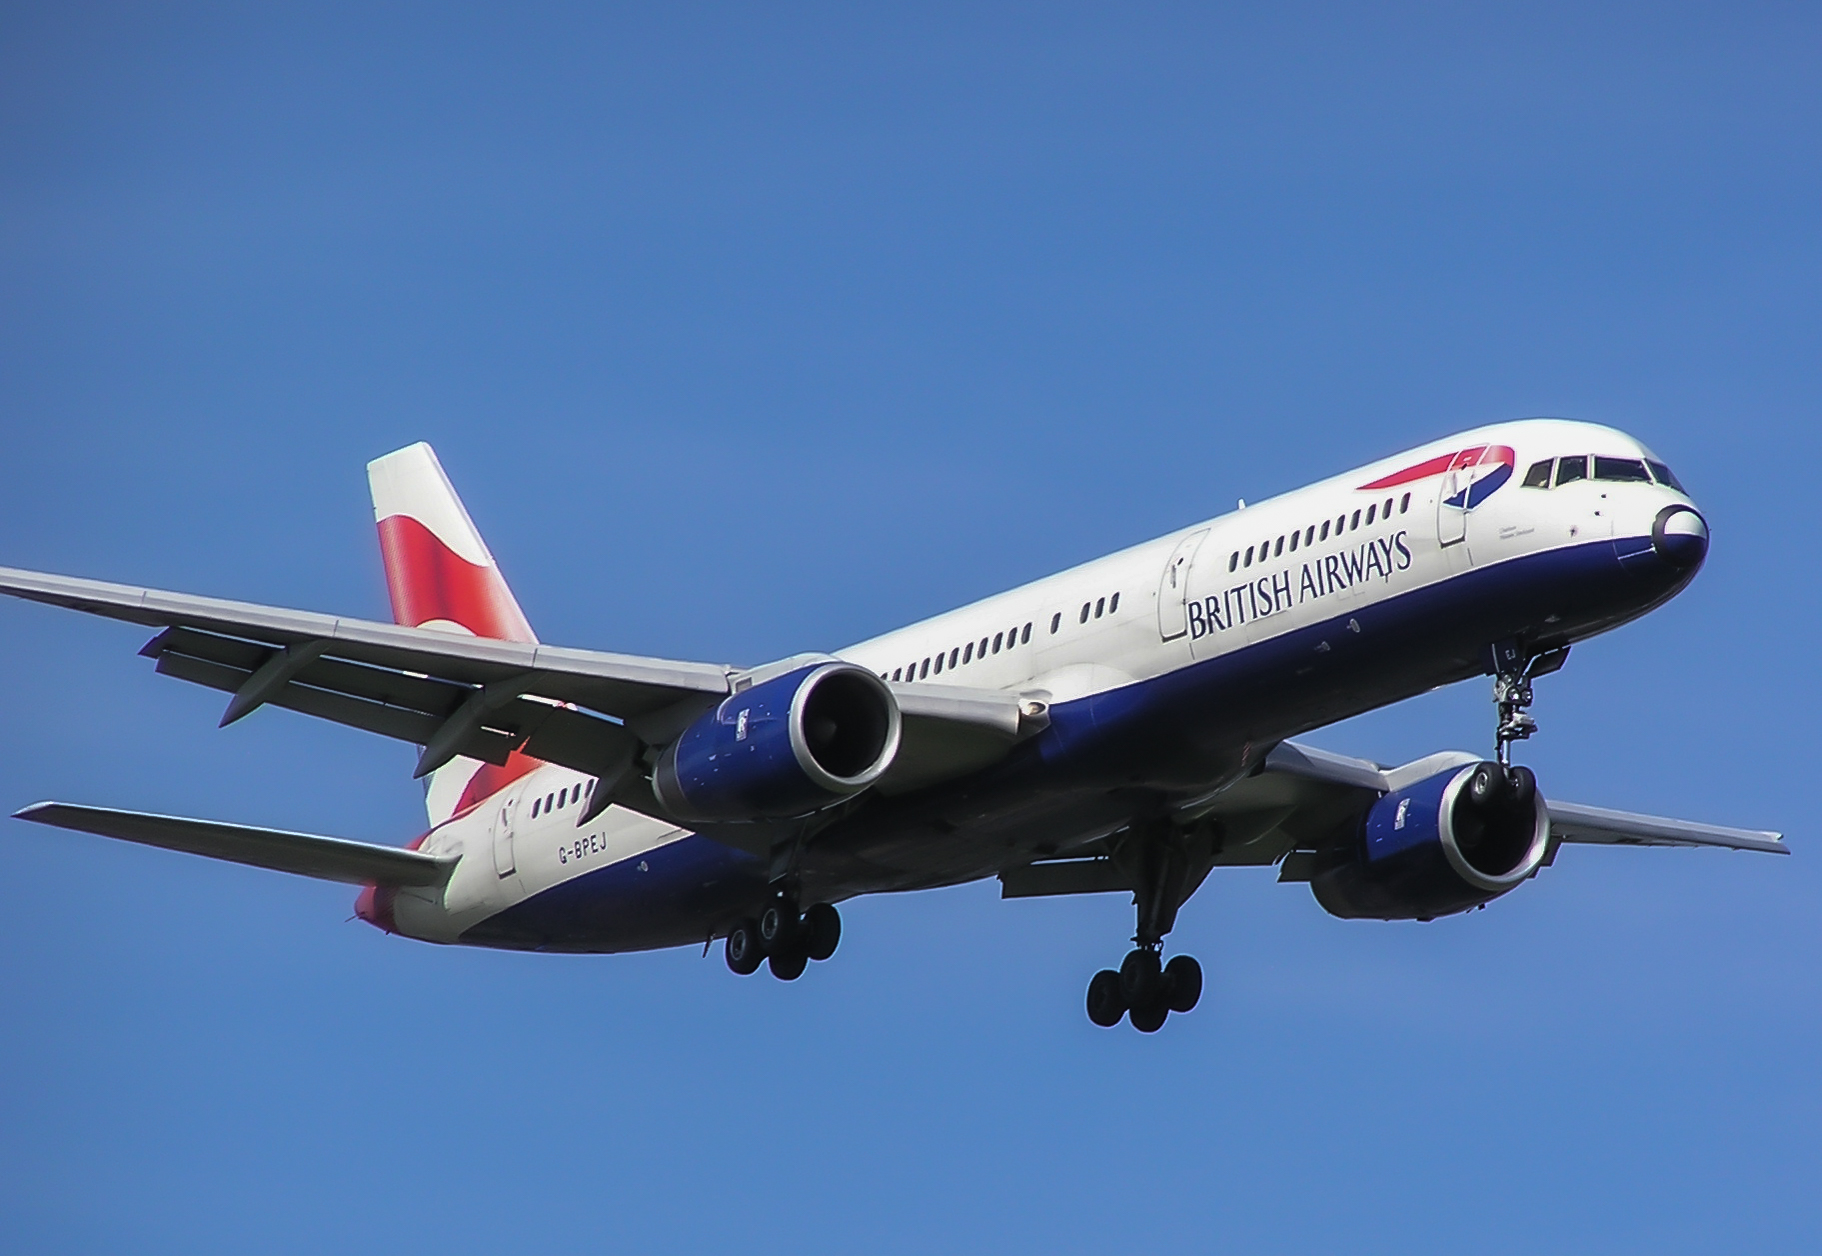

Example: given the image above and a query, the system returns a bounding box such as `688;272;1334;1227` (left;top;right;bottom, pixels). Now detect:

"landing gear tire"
768;947;808;981
1086;970;1127;1028
1164;954;1203;1014
1468;761;1508;809
1128;999;1169;1033
759;901;798;950
802;903;841;962
1119;948;1163;1009
725;918;765;975
1506;764;1537;810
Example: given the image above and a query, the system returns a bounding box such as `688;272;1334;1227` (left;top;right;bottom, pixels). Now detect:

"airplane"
3;419;1784;1032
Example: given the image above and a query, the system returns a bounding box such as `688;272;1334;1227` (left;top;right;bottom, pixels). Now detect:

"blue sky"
2;4;1818;1252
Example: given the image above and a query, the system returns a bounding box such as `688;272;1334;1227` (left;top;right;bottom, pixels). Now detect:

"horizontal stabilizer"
13;802;456;886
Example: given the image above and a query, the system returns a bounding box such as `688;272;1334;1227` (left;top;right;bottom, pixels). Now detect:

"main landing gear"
724;897;841;981
1085;817;1216;1032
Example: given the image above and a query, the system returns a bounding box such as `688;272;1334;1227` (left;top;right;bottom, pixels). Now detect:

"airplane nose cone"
1652;504;1708;569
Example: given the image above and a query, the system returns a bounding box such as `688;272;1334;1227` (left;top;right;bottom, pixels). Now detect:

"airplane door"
491;794;518;877
1436;451;1475;548
1157;529;1210;642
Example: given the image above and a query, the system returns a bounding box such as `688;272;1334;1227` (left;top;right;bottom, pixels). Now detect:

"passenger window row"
1227;492;1412;572
889;619;1036;683
531;780;592;819
1521;455;1683;491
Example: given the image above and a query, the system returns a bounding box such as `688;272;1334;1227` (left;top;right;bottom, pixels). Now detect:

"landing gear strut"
1085;817;1217;1032
724;895;841;981
1490;643;1570;767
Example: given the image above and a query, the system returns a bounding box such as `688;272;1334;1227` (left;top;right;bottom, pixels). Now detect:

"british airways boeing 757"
3;419;1782;1031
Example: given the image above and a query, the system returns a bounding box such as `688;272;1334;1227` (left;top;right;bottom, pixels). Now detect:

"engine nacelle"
653;662;901;823
1311;762;1550;921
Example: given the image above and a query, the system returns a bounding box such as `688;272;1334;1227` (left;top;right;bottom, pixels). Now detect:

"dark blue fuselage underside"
461;534;1693;953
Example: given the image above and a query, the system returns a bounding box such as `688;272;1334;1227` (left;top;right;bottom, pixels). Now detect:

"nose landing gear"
1491;643;1569;767
725;897;841;980
1085;817;1218;1032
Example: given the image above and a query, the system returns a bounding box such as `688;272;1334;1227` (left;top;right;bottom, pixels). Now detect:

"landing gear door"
491;793;518;877
1157;529;1210;642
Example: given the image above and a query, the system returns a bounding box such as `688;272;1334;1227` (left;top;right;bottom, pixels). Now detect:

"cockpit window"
1555;455;1587;486
1646;459;1685;492
1594;456;1651;483
1522;459;1553;488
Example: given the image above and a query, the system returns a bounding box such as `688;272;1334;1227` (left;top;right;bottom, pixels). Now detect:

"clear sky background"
1;4;1817;1253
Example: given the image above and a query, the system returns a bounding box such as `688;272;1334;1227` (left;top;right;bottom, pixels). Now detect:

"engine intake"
653;662;901;822
1311;762;1550;921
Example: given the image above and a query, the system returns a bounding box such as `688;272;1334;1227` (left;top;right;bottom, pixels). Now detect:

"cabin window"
1274;536;1284;557
546;793;555;812
1229;551;1238;571
1244;545;1254;567
892;667;902;681
1108;593;1119;613
933;652;943;674
1365;504;1376;525
993;631;1004;653
1305;525;1315;545
1319;520;1330;541
1050;613;1061;634
1094;597;1105;618
532;797;541;817
1384;497;1393;517
963;643;973;664
1080;602;1091;624
1400;492;1411;513
950;648;960;668
1646;460;1685;491
1350;509;1361;530
920;658;930;678
1021;622;1032;644
1289;531;1300;552
1336;514;1346;533
1594;456;1650;483
1556;455;1587;486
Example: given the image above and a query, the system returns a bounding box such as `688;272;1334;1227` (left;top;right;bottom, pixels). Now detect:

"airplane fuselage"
366;418;1707;953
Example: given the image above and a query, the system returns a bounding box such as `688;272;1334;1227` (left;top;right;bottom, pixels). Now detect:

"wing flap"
14;802;454;886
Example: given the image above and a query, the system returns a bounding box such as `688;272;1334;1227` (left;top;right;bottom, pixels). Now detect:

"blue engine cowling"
1310;762;1551;921
652;662;902;823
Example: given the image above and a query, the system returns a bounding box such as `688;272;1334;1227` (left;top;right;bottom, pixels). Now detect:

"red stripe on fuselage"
376;514;537;643
1357;444;1514;491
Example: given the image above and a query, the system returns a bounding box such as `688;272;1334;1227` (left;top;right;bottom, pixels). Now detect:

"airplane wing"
0;566;1038;808
14;802;454;886
1256;741;1787;854
1001;739;1784;898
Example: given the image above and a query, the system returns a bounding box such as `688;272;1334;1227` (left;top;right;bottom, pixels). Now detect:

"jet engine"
1310;761;1550;921
653;662;901;823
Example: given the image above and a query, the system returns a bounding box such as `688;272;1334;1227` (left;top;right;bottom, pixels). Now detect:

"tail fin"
367;442;537;644
367;443;540;825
